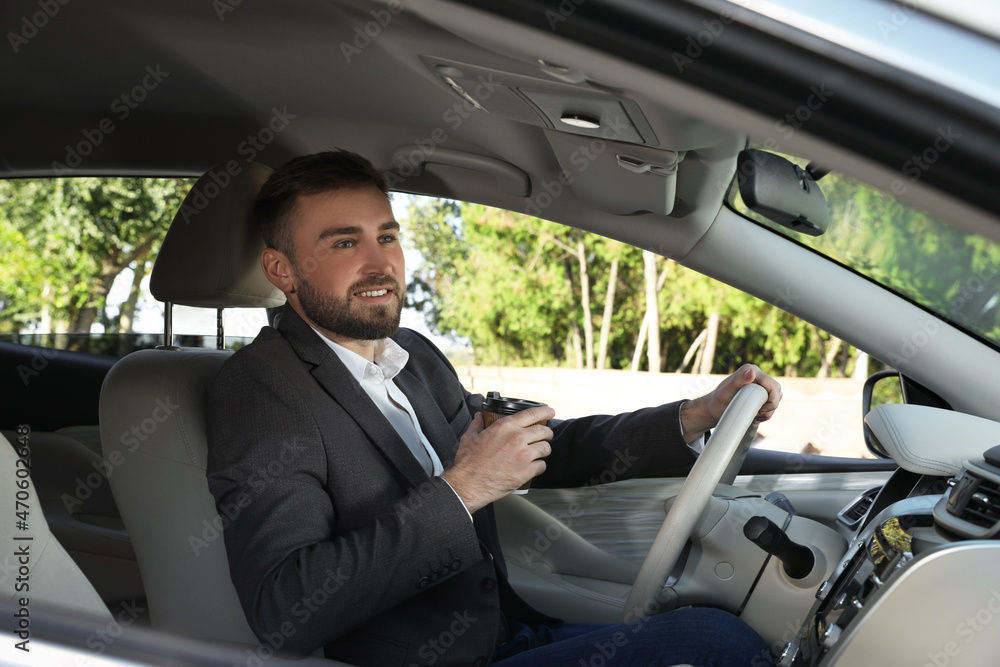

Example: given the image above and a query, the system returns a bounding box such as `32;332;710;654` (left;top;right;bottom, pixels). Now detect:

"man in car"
207;150;779;667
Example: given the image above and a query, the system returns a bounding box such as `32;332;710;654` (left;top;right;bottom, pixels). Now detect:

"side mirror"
737;149;829;236
862;370;904;457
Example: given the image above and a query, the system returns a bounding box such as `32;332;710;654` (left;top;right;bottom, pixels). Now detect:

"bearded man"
207;150;779;667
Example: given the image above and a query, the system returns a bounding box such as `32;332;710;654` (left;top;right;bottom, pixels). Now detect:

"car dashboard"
781;404;1000;665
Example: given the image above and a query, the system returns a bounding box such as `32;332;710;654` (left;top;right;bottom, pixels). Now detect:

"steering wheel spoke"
620;384;768;622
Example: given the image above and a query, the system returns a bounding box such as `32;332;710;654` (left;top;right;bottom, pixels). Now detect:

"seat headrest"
150;162;286;309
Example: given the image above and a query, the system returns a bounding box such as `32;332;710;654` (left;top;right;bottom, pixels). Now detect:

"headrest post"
155;301;180;351
164;301;173;347
217;309;225;350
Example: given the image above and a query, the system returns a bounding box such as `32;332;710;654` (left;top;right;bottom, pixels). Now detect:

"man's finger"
467;412;485;435
531;440;553;460
524;424;554;445
506;405;556;427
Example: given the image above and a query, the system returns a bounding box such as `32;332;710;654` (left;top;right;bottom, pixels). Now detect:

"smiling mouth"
357;288;389;298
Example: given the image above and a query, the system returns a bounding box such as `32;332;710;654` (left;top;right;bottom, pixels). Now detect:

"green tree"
0;177;193;339
407;201;575;366
404;197;840;375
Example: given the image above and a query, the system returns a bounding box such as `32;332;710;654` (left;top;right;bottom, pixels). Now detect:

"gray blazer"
207;306;696;667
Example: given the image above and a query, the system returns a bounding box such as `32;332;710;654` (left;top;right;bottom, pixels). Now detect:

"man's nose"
359;241;395;275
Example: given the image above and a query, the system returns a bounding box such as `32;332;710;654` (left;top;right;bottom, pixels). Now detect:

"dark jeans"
490;607;772;667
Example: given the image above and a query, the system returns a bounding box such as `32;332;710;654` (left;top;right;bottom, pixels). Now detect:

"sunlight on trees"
404;199;855;376
0;178;193;338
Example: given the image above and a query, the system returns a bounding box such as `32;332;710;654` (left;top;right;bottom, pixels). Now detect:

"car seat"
98;162;284;644
0;431;113;626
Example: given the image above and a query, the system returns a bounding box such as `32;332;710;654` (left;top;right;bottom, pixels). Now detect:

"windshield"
730;163;1000;348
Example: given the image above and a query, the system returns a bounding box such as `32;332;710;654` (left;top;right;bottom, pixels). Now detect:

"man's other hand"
680;364;782;444
441;406;555;513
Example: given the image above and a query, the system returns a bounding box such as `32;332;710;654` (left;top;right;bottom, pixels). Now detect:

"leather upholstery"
149;161;284;309
0;432;112;623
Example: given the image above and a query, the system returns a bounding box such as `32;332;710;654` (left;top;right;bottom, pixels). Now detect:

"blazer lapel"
394;369;460;468
277;307;429;488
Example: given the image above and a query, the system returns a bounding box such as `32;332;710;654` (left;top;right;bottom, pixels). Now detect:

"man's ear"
261;248;296;294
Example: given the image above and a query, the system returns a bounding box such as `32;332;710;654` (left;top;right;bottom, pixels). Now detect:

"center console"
779;450;1000;666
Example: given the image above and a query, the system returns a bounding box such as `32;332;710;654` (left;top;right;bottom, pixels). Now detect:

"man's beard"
295;273;403;341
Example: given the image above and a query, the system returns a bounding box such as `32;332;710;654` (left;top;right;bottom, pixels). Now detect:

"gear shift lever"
743;515;814;579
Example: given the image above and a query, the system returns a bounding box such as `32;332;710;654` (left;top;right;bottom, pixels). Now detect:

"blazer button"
416;577;429;589
481;577;497;592
450;558;462;571
429;571;440;583
474;657;487;667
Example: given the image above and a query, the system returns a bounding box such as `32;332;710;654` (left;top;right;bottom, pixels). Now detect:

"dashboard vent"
947;473;1000;528
838;486;880;529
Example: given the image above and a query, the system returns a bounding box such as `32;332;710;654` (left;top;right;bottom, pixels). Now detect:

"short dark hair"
255;150;389;258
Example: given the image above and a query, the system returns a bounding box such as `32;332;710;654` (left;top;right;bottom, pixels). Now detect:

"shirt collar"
309;327;410;383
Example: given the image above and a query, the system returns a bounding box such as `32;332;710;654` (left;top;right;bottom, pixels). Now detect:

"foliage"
404;198;855;375
406;201;574;366
0;177;193;336
736;153;1000;349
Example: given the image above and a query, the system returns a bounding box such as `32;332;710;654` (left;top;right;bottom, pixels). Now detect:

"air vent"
947;472;1000;528
838;486;881;529
934;463;1000;540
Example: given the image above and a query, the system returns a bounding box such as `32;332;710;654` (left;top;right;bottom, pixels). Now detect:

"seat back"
0;428;145;611
99;162;285;644
0;432;112;626
100;348;253;642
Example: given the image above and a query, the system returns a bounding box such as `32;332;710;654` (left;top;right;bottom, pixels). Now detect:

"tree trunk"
677;328;707;372
39;283;53;334
570;321;583;369
576;238;595;370
117;263;147;333
71;308;98;334
596;256;619;370
117;263;148;356
631;259;672;372
817;335;842;378
698;310;721;374
642;250;660;373
692;339;705;377
853;350;869;380
69;260;119;336
563;260;584;369
630;314;649;372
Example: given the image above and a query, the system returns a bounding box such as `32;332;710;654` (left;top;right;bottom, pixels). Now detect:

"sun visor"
545;132;681;216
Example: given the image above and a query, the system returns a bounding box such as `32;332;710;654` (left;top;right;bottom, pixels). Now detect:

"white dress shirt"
314;332;444;477
310;328;703;510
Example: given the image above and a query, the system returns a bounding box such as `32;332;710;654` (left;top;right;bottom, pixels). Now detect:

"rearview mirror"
737;149;829;236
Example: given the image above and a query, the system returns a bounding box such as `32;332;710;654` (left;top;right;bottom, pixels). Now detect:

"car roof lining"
6;0;1000;420
0;0;748;259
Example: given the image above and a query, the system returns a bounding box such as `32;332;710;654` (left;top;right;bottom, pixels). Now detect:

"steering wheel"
620;383;768;622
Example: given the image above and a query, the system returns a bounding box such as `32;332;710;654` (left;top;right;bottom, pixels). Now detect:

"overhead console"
421;55;659;145
419;55;683;216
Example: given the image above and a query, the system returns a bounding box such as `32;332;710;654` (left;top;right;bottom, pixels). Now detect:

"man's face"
286;186;405;344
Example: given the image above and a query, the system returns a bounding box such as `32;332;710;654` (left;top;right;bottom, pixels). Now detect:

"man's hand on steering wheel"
680;364;783;444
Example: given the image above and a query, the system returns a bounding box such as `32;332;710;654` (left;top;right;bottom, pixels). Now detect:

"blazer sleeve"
396;327;699;490
206;349;484;655
534;402;699;489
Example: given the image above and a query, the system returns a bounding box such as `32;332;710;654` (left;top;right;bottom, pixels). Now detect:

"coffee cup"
482;391;549;494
